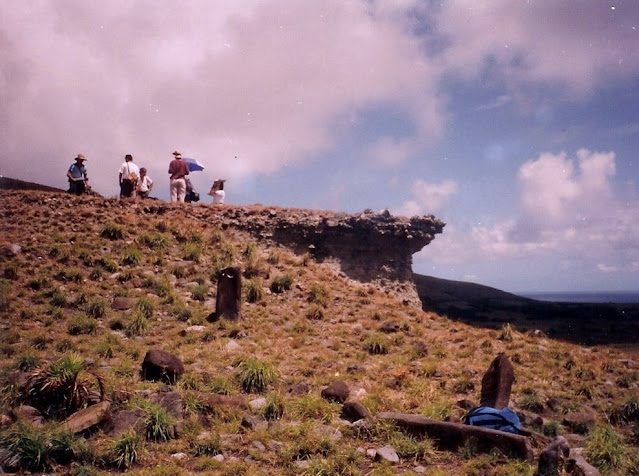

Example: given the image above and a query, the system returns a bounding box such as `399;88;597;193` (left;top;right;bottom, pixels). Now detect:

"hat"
125;154;133;160
76;154;86;161
172;150;182;157
140;167;147;173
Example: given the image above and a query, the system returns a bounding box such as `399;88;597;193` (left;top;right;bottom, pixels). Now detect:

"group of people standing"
66;150;225;204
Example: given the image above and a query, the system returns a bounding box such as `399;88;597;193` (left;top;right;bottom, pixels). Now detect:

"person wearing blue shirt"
66;154;90;195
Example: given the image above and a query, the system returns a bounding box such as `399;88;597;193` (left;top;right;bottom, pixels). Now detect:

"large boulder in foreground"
141;349;185;384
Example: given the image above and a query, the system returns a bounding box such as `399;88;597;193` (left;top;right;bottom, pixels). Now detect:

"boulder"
150;390;183;419
321;380;349;403
374;445;399;464
141;349;185;384
10;405;43;427
62;401;110;434
479;353;514;409
103;409;146;436
537;436;570;476
341;401;372;422
112;297;134;310
567;451;602;476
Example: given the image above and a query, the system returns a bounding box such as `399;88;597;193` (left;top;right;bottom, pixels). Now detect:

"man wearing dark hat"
118;154;140;199
66;153;90;195
168;150;189;202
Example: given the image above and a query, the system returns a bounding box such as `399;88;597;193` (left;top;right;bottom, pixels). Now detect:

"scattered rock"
10;405;43;427
104;409;146;436
248;397;267;411
141;349;185;384
225;340;241;352
321;380;349;403
538;436;570;476
341;401;372;422
150;390;183;419
567;450;603;476
241;414;268;431
563;412;595;433
288;381;311;396
374;445;399;464
112;297;134;310
379;322;400;333
62;401;110;434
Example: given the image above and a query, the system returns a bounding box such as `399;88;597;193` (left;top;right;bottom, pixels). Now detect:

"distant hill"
0;176;66;192
414;273;639;346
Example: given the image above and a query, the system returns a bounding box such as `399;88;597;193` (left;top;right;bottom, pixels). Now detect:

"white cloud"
0;0;445;196
422;149;639;276
437;1;639;97
394;178;458;216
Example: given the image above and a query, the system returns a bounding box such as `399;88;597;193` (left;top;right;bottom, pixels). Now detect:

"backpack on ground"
463;406;521;434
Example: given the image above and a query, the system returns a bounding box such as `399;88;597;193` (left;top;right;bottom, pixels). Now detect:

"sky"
1;0;639;294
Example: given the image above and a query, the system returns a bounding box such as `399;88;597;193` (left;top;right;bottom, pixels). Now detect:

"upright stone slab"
480;353;514;410
212;266;242;321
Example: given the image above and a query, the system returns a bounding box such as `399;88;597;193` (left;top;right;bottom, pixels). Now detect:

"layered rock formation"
148;203;445;306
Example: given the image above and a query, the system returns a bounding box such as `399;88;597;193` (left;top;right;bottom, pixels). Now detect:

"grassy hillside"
0;189;638;475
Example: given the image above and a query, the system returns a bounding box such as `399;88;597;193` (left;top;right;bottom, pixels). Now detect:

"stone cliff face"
173;204;445;306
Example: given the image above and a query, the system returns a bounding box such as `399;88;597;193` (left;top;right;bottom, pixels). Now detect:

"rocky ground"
0;189;637;475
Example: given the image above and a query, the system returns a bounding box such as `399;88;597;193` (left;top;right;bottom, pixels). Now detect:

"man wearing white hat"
168;150;189;202
66;154;90;195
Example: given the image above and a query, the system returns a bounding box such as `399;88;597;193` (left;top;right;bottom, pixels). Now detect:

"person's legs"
176;178;186;202
170;179;178;202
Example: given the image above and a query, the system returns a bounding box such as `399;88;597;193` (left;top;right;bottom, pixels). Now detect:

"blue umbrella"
182;157;205;172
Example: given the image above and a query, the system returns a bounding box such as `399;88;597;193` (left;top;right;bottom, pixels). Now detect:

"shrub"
0;280;11;313
96;256;118;272
269;274;294;294
96;334;122;359
519;390;544;413
126;312;149;337
182;242;203;262
135;296;155;319
610;395;639;424
244;278;265;303
86;298;107;318
364;335;388;355
308;283;329;307
191;284;208;301
68;315;97;335
15;353;40;372
584;424;627;472
208;376;234;395
49;288;67;308
0;421;52;471
236;357;278;394
139;232;171;250
3;264;18;280
54;267;84;283
498;323;514;341
305;304;325;320
100;222;125;240
55;338;75;353
110;430;139;469
120;246;141;266
190;432;222;457
25;353;104;419
262;393;285;421
289;395;337;423
243;242;257;260
143;402;175;441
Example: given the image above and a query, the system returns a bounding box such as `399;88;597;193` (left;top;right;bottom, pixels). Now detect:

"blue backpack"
463;406;521;434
